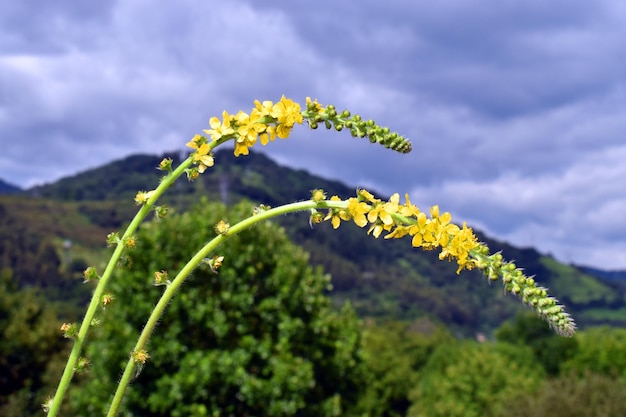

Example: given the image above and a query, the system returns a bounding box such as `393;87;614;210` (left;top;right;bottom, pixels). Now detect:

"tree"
356;319;453;417
562;326;626;377
70;200;367;417
407;341;544;417
496;313;578;375
0;268;67;417
500;371;626;417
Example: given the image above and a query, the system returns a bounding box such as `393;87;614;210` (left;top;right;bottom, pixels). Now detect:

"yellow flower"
192;143;214;172
439;222;479;273
357;189;378;203
259;125;277;145
324;196;350;229
252;99;279;119
234;141;250;156
185;134;205;150
276;123;293;139
367;193;400;225
368;222;394;238
311;189;327;202
399;194;420;218
134;190;156;205
275;95;303;125
273;95;303;138
384;224;410;239
215;220;230;235
347;197;370;227
203;111;235;141
408;212;438;248
232;111;264;156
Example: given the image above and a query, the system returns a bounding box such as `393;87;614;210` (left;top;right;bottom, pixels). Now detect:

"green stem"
106;199;348;417
46;151;208;417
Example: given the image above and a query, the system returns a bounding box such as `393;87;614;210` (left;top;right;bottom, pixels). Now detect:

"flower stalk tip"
186;96;413;177
319;189;576;335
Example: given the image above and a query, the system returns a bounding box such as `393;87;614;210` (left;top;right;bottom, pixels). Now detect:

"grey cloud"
1;0;625;268
409;144;626;268
1;0;116;53
249;0;624;118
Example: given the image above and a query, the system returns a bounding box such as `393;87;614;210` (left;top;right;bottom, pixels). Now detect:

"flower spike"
320;189;576;336
186;97;413;176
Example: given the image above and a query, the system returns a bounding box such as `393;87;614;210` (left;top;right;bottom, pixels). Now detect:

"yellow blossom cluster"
324;190;480;273
186;96;303;172
319;189;576;336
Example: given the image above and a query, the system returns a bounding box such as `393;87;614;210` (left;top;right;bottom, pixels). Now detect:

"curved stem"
106;199;348;417
46;156;194;417
45;140;246;416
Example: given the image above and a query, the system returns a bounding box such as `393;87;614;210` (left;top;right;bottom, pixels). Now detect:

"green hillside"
3;149;625;334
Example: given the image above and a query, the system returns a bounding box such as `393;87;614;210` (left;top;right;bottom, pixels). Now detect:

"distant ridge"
577;266;626;282
0;178;21;194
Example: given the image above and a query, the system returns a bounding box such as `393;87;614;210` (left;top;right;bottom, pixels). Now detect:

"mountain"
0;178;21;194
578;266;626;282
3;148;625;334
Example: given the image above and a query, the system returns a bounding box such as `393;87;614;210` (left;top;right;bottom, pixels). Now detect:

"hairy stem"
46;157;194;416
45;140;243;416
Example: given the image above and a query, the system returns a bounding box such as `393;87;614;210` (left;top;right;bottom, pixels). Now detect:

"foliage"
70;200;367;417
496;313;578;375
499;371;626;417
407;341;544;417
562;326;626;377
357;319;453;417
0;268;67;417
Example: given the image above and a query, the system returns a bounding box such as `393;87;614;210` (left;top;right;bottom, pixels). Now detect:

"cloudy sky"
2;0;626;270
